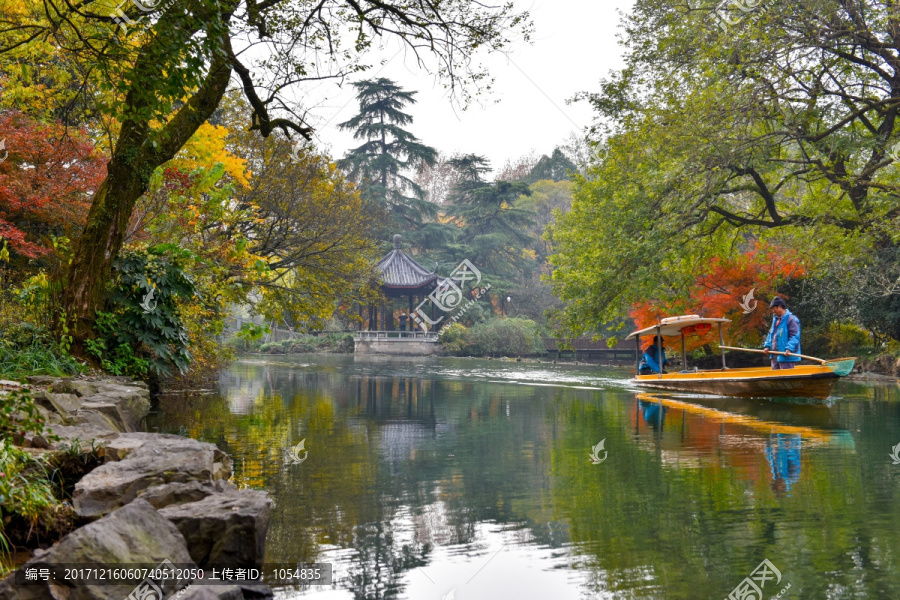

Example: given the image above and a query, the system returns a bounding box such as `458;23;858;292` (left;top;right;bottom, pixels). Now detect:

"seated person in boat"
639;342;670;375
763;297;801;370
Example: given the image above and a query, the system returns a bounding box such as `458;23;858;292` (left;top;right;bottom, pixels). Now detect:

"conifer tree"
445;154;535;298
338;79;437;232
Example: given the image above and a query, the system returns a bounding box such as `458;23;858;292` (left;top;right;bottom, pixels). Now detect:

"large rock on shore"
5;377;274;600
137;480;237;510
29;377;151;434
0;499;195;600
159;490;272;568
73;434;233;518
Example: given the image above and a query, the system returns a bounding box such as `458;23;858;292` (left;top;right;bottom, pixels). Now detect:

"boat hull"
633;365;840;399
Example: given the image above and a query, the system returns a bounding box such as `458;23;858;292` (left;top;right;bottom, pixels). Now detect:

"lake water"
148;355;900;600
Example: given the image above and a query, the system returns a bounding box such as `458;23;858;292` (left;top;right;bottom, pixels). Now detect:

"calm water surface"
148;355;900;600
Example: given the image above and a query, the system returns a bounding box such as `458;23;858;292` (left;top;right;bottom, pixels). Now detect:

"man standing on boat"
639;342;671;375
763;297;801;370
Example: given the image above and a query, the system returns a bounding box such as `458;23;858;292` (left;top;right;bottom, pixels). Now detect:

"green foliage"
226;323;272;354
825;323;871;356
522;148;576;184
338;78;437;232
549;0;900;336
88;247;197;377
84;314;150;377
247;334;354;355
805;323;872;358
442;154;538;298
0;387;50;442
0;445;57;555
237;322;270;342
0;323;83;380
438;322;469;355
781;245;900;345
442;318;546;357
0;386;62;557
45;439;104;500
0;234;82;380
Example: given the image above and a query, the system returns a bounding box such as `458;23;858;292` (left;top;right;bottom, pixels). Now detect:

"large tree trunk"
63;46;233;343
64;166;147;339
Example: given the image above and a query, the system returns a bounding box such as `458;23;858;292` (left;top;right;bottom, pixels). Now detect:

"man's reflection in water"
639;400;667;429
766;433;802;494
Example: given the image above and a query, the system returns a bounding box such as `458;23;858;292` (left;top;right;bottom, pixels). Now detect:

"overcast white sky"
298;0;635;173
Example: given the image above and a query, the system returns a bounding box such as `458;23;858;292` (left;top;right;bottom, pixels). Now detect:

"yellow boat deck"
634;364;839;398
636;364;836;381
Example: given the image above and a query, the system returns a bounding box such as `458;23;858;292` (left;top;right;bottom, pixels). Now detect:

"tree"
0;110;105;262
414;151;468;205
124;106;382;371
338;78;438;232
630;243;807;351
236;142;382;329
0;0;531;343
523;148;576;184
496;150;538;182
549;0;900;335
444;154;536;305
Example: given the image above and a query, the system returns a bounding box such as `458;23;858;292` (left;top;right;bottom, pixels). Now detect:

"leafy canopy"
549;0;900;335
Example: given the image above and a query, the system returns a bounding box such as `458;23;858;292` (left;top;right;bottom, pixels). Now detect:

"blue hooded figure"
639;342;670;375
764;297;801;369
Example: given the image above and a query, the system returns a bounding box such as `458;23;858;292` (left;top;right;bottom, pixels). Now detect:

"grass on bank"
0;323;85;381
0;386;104;576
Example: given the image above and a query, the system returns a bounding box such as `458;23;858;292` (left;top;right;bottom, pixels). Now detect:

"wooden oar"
719;345;826;364
721;346;857;376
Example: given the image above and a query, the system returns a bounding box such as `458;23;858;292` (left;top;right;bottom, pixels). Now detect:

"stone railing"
355;330;439;341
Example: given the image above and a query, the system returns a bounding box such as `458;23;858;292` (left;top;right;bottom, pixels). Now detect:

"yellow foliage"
168;123;250;187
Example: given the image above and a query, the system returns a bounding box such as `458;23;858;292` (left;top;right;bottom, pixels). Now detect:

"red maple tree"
0;111;106;259
631;242;806;351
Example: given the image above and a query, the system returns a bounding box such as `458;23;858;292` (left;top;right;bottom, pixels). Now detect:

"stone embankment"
1;377;273;600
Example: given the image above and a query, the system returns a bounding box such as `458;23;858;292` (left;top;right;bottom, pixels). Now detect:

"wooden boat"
626;315;856;399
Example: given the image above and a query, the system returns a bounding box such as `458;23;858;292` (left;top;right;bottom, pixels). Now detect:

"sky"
298;0;636;173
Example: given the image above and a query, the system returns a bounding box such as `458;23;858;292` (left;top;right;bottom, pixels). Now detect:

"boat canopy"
625;315;731;339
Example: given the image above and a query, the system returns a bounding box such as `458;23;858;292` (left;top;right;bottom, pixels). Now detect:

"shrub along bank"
228;332;355;355
439;318;546;357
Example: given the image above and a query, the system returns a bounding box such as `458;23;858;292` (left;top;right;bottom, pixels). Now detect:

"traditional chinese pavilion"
363;234;439;331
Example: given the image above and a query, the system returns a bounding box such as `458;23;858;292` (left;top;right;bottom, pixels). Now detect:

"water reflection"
147;356;900;599
766;434;801;494
631;393;851;496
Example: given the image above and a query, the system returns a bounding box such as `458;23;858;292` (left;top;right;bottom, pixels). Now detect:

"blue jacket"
764;310;801;362
639;344;669;373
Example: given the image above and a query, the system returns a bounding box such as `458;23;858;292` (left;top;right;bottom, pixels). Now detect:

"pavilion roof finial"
375;234;438;290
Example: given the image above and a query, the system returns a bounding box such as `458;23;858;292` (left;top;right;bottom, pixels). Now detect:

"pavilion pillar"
386;297;394;331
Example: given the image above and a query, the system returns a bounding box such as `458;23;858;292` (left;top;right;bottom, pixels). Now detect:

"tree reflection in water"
147;357;900;599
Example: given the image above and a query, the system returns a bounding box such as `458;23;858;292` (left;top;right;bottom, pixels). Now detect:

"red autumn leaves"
631;243;806;351
0;111;106;259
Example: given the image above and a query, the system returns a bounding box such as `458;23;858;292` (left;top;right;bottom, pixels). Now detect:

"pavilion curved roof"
376;235;439;290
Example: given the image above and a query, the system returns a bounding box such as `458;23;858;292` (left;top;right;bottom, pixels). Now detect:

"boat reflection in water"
633;393;853;495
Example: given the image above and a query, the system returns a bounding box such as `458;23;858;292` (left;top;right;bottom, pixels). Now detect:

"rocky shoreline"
1;376;273;600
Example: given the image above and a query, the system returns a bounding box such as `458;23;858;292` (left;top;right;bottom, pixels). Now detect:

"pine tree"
525;148;577;183
444;154;536;299
338;78;437;232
